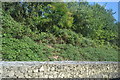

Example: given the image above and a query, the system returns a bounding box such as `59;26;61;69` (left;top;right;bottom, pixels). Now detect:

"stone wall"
0;61;119;79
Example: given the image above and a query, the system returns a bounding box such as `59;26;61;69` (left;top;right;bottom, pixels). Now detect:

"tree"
67;2;117;42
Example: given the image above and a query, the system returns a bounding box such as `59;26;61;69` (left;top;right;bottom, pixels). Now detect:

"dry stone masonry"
0;61;119;79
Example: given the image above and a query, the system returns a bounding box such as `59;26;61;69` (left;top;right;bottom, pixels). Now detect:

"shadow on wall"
110;78;120;80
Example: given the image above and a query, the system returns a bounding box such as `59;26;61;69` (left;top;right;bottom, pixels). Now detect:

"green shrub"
55;29;81;45
2;37;118;61
31;32;57;44
2;37;54;61
53;44;118;61
79;37;97;47
2;12;32;39
80;46;118;61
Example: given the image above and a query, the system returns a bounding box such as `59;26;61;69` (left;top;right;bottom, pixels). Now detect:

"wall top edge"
0;0;120;2
0;61;119;66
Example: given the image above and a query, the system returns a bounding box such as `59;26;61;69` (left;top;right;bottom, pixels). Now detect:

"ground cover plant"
1;2;119;61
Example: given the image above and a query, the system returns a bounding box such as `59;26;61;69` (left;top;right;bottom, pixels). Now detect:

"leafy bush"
2;37;54;61
80;46;118;61
2;12;32;39
52;44;118;61
31;32;58;44
55;29;81;45
79;37;97;47
1;37;118;61
55;29;97;47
